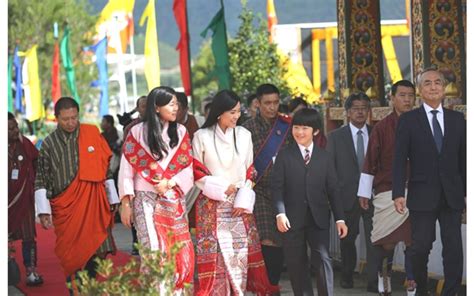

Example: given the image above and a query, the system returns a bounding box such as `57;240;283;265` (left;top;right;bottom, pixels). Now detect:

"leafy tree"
228;0;290;99
8;0;98;116
191;41;219;112
192;0;289;111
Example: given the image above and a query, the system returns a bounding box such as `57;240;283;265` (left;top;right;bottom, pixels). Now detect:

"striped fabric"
35;127;79;198
35;127;113;199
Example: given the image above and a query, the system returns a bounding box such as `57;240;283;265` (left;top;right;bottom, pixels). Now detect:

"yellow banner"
19;45;45;122
140;0;161;90
382;35;402;83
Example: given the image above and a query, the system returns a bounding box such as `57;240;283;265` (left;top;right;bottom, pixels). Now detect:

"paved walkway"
9;223;465;295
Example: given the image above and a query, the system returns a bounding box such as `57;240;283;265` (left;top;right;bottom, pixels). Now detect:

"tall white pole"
129;15;138;100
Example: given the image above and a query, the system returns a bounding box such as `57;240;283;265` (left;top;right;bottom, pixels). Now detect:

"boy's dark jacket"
271;142;344;229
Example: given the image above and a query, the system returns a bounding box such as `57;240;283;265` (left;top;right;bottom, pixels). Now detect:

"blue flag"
85;38;109;117
13;47;24;113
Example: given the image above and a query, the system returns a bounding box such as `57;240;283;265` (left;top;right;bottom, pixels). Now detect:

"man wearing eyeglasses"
327;92;377;292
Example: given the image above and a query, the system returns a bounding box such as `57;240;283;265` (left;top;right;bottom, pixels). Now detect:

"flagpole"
184;0;195;113
112;15;128;113
129;16;138;100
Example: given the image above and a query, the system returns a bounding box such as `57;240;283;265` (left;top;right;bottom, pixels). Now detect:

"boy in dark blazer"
271;108;347;296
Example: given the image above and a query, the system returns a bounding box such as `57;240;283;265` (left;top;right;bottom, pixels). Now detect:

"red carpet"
12;224;131;296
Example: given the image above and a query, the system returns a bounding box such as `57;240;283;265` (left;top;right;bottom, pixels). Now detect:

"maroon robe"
8;136;38;239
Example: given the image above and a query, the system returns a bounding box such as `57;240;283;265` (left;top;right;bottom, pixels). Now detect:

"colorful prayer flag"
13;47;24;113
201;0;231;90
173;0;192;96
267;0;278;42
8;54;13;113
51;41;62;104
97;0;135;54
85;37;109;117
19;45;45;122
139;0;161;90
60;27;80;104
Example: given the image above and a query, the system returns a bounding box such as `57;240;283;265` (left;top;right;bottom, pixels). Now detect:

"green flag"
8;54;13;113
60;27;80;104
201;2;231;90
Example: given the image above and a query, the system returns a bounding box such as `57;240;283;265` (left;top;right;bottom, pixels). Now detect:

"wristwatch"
167;179;176;189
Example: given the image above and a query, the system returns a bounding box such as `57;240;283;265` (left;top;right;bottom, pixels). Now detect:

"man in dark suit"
326;92;378;292
392;68;466;296
272;108;348;296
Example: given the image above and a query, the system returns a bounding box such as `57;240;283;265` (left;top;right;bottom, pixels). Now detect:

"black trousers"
282;209;333;296
339;199;377;286
410;201;463;296
261;245;284;286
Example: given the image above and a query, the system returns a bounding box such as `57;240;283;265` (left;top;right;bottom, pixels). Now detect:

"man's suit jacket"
326;124;371;211
392;106;466;211
271;143;344;229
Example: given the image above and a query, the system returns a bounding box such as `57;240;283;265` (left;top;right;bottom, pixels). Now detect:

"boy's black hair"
292;108;322;131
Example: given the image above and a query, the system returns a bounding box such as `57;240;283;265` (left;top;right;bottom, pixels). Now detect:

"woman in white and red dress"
118;86;194;294
192;90;278;296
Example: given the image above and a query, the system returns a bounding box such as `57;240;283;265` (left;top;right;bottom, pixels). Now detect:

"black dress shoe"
340;279;354;289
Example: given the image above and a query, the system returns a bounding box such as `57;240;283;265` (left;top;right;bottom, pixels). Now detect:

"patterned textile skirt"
133;190;194;295
132;191;160;251
371;190;411;245
197;198;249;296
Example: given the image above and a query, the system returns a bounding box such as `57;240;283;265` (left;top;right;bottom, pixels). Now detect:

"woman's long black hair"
143;86;178;160
201;90;240;129
201;89;241;153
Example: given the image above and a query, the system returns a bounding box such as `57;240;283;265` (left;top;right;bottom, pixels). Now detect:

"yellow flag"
96;0;135;54
267;0;278;42
98;0;134;24
19;45;45;122
140;0;160;90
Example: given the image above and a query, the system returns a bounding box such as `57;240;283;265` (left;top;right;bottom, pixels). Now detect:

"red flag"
51;41;61;103
173;0;192;96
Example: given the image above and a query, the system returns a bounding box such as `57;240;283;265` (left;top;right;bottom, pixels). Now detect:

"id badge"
11;169;19;180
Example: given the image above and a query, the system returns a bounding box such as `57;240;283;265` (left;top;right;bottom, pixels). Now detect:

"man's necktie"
431;110;443;153
356;130;365;171
304;148;310;166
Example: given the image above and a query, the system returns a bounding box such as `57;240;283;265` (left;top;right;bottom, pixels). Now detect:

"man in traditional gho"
358;80;417;295
241;84;292;290
8;112;43;286
34;97;120;289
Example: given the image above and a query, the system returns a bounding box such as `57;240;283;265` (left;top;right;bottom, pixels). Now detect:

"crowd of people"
7;68;465;296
